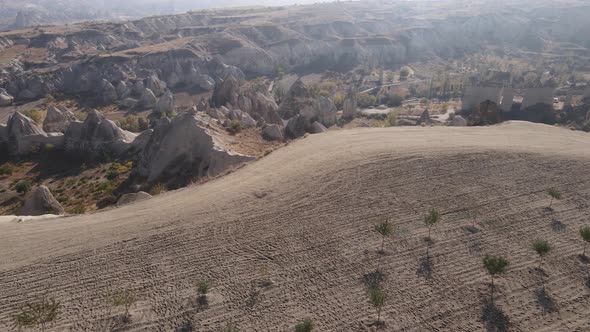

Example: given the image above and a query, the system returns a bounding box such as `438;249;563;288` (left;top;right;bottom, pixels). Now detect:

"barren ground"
1;122;590;331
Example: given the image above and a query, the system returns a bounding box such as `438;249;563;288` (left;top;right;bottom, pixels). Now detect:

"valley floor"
1;122;590;331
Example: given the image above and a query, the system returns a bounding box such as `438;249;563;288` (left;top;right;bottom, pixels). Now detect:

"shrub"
44;94;55;104
295;319;314;332
228;120;243;135
0;163;15;176
423;208;440;240
357;93;377;108
579;226;590;256
15;180;32;195
13;297;60;331
106;169;119;180
70;204;86;215
111;290;136;321
375;218;393;253
369;287;385;324
483;255;509;299
150;183;167;195
400;66;411;79
384;93;403;107
197;281;209;295
333;93;345;109
547;188;562;208
23;109;42;124
384;111;398;127
532;239;551;270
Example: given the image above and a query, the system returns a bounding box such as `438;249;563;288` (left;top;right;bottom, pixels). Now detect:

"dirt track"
2;121;590;331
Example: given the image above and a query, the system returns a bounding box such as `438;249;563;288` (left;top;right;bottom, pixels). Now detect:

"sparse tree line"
11;188;590;331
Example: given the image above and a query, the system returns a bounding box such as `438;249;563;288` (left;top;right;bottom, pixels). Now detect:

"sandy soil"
1;122;590;331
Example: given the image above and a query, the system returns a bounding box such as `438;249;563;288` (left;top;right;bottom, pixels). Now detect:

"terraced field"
1;122;590;331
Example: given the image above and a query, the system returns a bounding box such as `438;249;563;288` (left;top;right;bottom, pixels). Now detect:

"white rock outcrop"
43;106;76;133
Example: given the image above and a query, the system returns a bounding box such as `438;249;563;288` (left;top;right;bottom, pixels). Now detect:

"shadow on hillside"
535;288;558;314
416;255;433;280
481;299;511;332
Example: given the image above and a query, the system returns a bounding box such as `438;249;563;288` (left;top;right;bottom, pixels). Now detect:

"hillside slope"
1;122;590;331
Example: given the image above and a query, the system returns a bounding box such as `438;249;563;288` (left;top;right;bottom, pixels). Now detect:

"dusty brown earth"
1;122;590;331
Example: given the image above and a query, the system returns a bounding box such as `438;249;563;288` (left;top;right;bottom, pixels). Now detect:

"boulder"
137;112;254;184
154;90;174;114
197;98;209;113
43;106;76;133
449;115;467;127
278;79;315;120
0;88;13;106
313;96;337;127
417;110;431;125
241;112;257;128
285;114;308;139
207;108;225;120
250;92;282;125
195;74;215;91
116;81;131;99
139;88;157;109
18;186;65;216
146;75;167;97
101;79;117;104
18;89;36;100
310;121;328;134
117;191;152;206
262;124;283;141
64;109;136;157
211;74;240;107
119;98;138;109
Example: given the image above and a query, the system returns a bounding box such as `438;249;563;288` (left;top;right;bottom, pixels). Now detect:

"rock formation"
5;112;64;155
284;115;308;139
0;88;14;106
310;121;328;134
116;81;131;100
522;88;555;110
262;124;283;141
18;186;65;216
154;90;174;114
146;75;167;97
64;109;136;157
101;79;118;104
212;75;240;108
417;110;431;125
43;106;76;133
117;191;152;206
278;80;315;120
139;88;157;109
137;112;254;184
449;115;467;126
343;88;358;119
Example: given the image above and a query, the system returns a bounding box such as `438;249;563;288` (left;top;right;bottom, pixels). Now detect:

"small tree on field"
111;290;136;322
369;287;386;325
423;208;440;241
375;218;393;254
483;255;509;300
532;240;551;270
13;297;60;332
579;226;590;257
294;319;314;332
196;280;210;306
547;188;562;208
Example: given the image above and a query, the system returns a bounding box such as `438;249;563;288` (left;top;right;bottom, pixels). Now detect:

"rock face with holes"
18;186;65;216
64;109;136;157
137;112;255;184
43;106;77;133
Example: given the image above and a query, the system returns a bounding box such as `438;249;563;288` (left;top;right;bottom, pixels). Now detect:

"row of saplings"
11;189;590;331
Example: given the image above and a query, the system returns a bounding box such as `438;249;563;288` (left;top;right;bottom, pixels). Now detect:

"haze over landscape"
1;0;590;331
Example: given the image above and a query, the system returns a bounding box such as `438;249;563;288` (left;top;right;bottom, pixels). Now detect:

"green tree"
374;218;393;254
15;180;32;195
369;287;386;325
196;280;210;306
532;240;551;270
483;255;509;300
423;208;440;241
547;188;562;208
579;226;590;257
294;319;314;332
13;297;60;332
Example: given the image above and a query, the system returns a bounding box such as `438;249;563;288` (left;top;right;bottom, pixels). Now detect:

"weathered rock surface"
119;98;138;109
116;81;131;99
278;80;315;120
343;88;358;119
241;112;257;128
262;124;284;141
0;88;14;106
449;115;467;127
146;75;167;97
64;109;136;157
248;93;283;125
285;115;308;139
18;186;65;216
5;111;64;155
43;106;76;133
310;121;328;134
212;75;240;108
417;110;431;125
154;90;174;114
139;88;157;109
117;191;152;206
101;79;118;104
207;108;225;120
137;112;254;183
313;96;337;128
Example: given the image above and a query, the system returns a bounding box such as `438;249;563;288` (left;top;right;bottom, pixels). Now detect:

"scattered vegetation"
384;110;398;127
423;208;440;241
150;183;167;195
119;115;149;133
357;92;378;108
369;287;386;325
374;218;393;254
483;255;509;300
399;66;411;79
23;109;43;125
13;297;60;332
110;290;136;322
532;240;551;270
579;226;590;257
547;188;562;209
333;93;345;109
0;163;16;176
295;319;314;332
228;119;243;135
15;180;32;195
